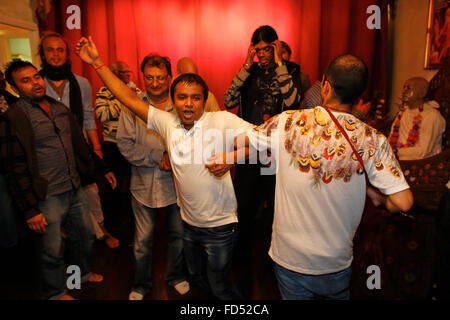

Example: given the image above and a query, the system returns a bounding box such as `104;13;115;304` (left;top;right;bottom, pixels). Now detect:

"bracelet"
243;63;250;71
94;63;106;71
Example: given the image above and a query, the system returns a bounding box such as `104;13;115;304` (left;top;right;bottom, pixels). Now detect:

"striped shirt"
95;83;141;143
300;80;322;109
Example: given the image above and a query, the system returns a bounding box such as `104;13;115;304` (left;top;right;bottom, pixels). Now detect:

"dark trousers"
183;222;242;300
102;141;130;192
233;164;275;260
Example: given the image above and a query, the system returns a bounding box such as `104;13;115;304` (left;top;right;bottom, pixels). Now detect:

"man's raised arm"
75;36;149;123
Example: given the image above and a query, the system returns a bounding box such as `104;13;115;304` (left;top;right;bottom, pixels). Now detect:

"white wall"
0;0;40;68
389;0;439;118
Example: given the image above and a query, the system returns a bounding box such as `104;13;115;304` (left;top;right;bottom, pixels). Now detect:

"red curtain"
45;0;387;110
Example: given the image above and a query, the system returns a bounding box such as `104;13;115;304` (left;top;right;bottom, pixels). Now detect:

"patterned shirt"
96;83;141;143
248;107;410;274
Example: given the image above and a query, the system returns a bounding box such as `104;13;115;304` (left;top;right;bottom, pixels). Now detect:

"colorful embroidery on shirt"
277;108;402;187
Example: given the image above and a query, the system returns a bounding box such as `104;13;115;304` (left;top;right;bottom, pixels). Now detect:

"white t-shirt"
248;107;410;275
147;107;254;228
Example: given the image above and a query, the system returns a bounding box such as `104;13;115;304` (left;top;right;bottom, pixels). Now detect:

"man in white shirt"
210;54;414;300
76;36;253;299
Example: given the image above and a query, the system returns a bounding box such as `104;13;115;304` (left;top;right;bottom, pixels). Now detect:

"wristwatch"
243;63;251;71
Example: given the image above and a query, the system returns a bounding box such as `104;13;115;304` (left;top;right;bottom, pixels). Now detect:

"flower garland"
389;105;423;154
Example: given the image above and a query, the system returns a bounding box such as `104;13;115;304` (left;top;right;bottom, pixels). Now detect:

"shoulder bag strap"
321;105;369;184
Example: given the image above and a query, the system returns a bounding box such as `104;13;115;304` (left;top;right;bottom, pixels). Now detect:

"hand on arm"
205;153;235;177
206;133;252;177
159;151;172;171
26;213;48;234
75;37;149;123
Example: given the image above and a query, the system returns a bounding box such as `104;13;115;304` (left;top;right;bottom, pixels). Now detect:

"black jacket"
239;60;302;125
2;96;108;219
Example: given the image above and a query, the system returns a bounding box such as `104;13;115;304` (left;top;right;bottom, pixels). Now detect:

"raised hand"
271;40;283;65
244;44;256;70
75;36;100;65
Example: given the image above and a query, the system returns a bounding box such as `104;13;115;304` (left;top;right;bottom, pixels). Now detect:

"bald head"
324;54;368;105
177;57;198;75
111;61;132;83
402;77;429;107
406;77;429;98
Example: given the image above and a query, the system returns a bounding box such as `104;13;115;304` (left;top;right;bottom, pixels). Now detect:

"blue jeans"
273;262;351;300
131;196;186;294
35;188;94;300
183;221;242;300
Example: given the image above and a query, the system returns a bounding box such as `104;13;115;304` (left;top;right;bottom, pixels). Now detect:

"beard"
40;59;72;81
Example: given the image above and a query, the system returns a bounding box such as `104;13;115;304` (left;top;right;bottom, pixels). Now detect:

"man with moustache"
3;59;104;300
117;54;189;299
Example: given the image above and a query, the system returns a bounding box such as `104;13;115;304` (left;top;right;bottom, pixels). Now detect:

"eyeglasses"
144;75;168;82
255;45;273;54
118;70;132;74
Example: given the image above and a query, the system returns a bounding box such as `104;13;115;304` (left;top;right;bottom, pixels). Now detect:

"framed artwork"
425;0;450;68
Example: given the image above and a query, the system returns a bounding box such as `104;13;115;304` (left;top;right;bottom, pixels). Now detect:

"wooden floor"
0;191;281;300
1;190;439;301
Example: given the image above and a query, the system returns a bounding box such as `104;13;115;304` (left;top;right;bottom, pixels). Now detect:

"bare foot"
100;227;120;249
88;273;103;283
104;235;119;248
58;294;77;300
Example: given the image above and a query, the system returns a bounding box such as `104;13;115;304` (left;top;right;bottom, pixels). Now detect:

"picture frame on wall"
425;0;450;69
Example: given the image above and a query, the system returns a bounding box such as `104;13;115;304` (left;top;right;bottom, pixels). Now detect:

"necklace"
389;104;423;153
